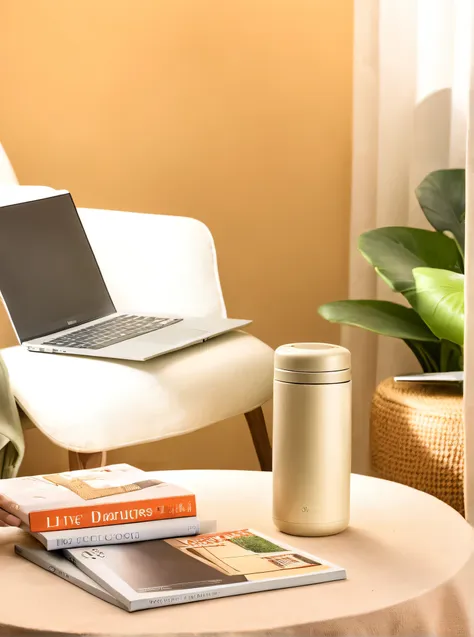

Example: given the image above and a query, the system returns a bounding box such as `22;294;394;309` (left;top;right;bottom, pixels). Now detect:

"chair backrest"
0;144;18;186
79;207;226;318
0;186;227;319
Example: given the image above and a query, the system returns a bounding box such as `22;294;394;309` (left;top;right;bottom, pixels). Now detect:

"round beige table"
0;470;473;636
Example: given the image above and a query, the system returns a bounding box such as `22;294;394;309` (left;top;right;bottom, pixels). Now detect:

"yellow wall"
0;0;353;475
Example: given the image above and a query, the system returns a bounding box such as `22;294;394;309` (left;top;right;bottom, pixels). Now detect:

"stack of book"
0;464;346;611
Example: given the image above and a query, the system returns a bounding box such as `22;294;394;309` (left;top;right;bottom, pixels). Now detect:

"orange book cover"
0;464;196;533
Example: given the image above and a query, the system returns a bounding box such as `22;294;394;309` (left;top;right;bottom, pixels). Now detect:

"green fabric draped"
0;355;24;478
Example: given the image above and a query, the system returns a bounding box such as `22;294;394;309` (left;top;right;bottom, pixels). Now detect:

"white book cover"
65;528;346;612
15;543;126;610
31;517;217;550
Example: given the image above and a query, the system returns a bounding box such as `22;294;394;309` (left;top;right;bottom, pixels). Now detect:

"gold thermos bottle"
273;343;351;536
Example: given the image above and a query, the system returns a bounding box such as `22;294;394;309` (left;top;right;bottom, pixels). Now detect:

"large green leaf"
318;300;439;341
358;227;463;304
415;169;465;254
412;268;465;346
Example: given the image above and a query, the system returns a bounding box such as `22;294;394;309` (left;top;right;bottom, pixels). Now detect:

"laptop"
0;193;250;361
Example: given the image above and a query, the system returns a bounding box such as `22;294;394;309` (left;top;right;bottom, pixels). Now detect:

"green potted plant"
319;169;465;513
319;168;465;372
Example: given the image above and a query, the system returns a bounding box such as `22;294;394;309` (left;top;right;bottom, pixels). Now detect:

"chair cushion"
2;331;273;453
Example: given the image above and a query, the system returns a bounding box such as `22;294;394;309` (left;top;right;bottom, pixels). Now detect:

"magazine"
0;463;196;532
15;542;126;610
64;528;346;611
31;517;216;550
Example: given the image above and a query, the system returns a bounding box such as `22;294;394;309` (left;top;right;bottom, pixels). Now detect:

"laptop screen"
0;193;116;342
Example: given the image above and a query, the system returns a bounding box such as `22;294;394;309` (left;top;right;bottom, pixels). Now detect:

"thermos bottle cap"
275;343;351;373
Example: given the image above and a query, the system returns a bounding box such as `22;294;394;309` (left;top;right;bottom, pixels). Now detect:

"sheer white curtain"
464;4;474;524
348;0;472;477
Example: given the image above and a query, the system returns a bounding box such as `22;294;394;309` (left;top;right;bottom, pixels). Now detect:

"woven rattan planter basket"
371;377;464;515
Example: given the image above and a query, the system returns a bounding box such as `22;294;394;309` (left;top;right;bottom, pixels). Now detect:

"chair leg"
244;407;272;471
68;450;107;471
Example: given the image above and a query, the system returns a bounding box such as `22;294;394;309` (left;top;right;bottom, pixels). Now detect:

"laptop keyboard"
44;315;183;350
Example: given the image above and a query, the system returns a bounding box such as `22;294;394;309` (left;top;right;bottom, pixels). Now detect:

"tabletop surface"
0;469;473;636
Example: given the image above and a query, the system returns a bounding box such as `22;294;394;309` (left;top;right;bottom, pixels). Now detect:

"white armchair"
0;183;274;472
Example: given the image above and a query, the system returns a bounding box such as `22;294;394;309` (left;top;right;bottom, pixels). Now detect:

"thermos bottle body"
272;343;351;537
